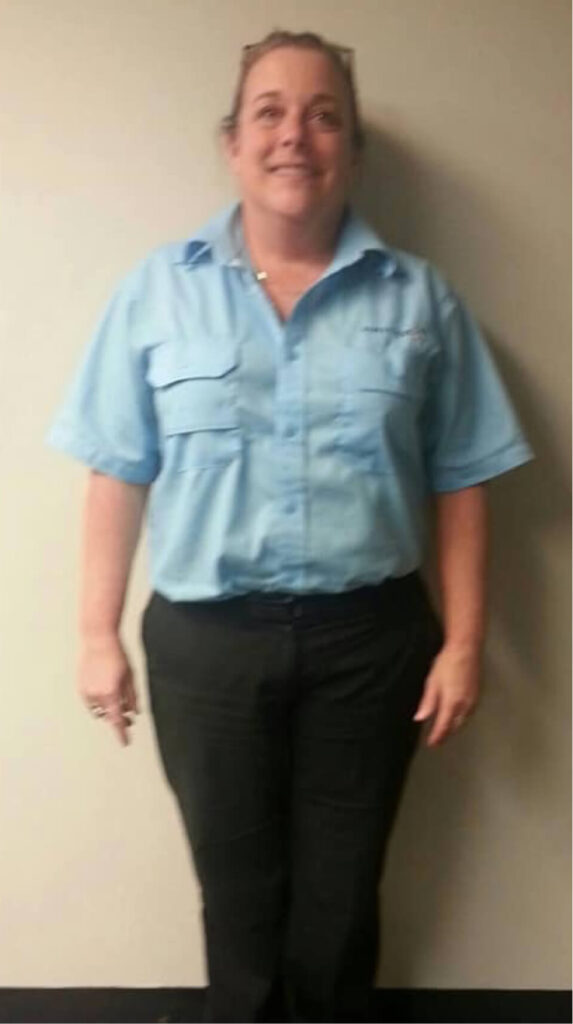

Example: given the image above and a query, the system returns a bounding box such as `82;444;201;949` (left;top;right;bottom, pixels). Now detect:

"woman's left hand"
413;643;481;747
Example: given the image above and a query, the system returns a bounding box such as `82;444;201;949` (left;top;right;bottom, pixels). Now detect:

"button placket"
274;323;306;586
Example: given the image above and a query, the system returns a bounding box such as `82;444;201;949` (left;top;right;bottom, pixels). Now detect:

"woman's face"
226;46;357;225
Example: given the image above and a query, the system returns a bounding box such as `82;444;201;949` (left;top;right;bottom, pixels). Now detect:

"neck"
240;201;345;270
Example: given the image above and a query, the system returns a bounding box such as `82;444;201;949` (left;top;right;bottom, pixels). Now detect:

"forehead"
242;46;348;104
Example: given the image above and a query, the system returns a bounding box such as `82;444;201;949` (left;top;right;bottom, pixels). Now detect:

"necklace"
254;268;318;295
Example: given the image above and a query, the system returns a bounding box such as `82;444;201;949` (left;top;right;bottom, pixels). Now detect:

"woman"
48;30;533;1024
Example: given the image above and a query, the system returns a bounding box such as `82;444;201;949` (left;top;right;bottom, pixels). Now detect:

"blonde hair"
220;29;365;152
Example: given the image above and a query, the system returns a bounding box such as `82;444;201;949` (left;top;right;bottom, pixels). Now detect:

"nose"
277;108;308;149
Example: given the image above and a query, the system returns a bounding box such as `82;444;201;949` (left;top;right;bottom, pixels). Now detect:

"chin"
265;192;325;222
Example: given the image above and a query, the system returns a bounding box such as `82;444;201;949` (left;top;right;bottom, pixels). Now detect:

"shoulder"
383;244;456;311
346;209;456;311
125;238;198;284
373;242;461;340
118;204;235;295
111;236;215;315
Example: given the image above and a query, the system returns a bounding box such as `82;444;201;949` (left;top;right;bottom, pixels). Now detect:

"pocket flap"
164;402;239;436
149;342;238;387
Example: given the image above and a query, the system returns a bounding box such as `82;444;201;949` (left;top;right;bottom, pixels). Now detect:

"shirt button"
285;502;296;514
285;425;297;439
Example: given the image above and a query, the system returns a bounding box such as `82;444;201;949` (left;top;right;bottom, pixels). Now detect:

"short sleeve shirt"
47;202;533;600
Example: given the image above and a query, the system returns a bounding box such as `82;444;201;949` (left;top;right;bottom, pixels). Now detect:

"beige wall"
1;0;570;990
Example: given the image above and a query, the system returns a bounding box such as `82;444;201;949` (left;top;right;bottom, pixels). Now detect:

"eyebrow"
251;90;340;105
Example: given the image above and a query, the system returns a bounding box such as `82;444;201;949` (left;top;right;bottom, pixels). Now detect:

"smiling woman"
221;37;363;317
47;26;534;1024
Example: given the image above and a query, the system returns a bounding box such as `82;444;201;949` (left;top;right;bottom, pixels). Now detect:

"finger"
122;708;137;732
114;720;129;747
107;707;129;747
87;703;107;719
83;694;107;715
451;709;471;732
413;684;439;722
84;691;115;713
426;701;454;747
124;674;139;715
119;713;135;734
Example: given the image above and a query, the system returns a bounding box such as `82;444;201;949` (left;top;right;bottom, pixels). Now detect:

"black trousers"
142;573;443;1024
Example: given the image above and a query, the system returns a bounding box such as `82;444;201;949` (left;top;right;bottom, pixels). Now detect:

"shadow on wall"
352;123;570;985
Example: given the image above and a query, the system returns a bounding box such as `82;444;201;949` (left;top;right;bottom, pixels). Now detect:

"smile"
269;165;317;177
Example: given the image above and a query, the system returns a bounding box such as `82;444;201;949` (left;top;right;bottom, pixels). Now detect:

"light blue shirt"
47;202;533;600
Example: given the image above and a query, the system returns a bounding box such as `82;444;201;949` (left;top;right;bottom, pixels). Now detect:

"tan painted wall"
1;0;570;989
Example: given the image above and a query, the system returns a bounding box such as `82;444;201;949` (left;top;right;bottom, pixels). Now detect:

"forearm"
80;471;149;641
434;485;488;655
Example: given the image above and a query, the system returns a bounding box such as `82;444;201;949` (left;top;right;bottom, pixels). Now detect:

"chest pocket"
149;341;241;471
338;333;431;473
345;332;430;398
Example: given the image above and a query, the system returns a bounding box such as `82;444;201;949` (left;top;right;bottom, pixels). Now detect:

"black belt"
163;572;425;626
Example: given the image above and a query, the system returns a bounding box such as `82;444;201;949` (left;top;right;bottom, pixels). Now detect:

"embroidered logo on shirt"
362;326;427;343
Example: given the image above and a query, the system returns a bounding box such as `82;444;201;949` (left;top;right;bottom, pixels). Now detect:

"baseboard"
0;986;570;1023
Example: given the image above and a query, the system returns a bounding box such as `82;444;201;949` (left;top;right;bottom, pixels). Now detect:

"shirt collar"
177;201;402;279
176;204;240;267
327;206;401;278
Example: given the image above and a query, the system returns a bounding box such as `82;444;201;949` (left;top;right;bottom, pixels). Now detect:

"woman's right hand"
78;634;139;747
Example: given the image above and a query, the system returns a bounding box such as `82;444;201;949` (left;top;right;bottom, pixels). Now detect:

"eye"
310;109;341;128
255;105;282;122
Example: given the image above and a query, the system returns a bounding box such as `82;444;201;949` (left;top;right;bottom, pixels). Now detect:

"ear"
222;129;240;170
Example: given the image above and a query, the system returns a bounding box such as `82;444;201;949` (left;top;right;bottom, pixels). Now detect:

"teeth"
272;166;313;175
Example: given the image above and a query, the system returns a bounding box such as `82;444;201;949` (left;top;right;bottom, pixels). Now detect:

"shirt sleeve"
422;289;534;492
46;271;160;484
